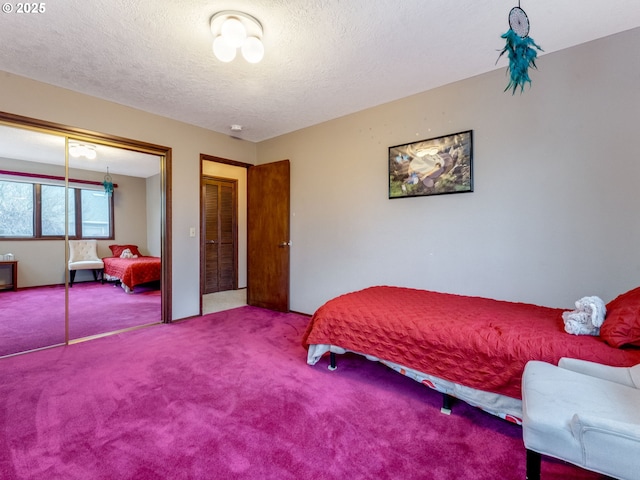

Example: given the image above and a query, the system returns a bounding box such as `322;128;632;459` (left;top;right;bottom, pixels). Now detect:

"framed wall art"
389;130;473;199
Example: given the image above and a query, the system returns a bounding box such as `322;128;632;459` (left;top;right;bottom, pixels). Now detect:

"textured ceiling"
0;0;639;143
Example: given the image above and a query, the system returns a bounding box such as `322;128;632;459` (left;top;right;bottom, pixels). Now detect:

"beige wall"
0;71;257;319
257;28;640;313
3;28;638;318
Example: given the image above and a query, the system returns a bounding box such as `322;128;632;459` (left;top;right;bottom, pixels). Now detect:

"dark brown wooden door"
203;178;237;294
247;160;290;311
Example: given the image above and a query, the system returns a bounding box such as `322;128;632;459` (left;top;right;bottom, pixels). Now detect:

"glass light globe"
213;36;236;62
221;17;247;48
85;147;97;160
241;36;264;63
69;144;80;158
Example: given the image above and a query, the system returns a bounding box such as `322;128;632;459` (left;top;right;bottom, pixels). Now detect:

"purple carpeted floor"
0;306;606;479
0;282;160;357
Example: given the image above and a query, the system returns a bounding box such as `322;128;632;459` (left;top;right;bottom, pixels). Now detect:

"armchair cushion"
68;240;103;267
523;360;640;480
68;260;105;271
559;357;640;388
68;239;104;271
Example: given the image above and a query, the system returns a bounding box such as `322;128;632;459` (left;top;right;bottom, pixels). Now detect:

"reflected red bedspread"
103;256;161;290
302;286;640;399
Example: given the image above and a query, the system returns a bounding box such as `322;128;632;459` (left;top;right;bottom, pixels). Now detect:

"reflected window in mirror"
0;180;33;236
0;179;114;239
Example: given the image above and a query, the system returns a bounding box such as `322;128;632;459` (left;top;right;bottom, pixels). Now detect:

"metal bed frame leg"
441;393;453;415
326;354;456;418
328;352;337;371
525;449;541;480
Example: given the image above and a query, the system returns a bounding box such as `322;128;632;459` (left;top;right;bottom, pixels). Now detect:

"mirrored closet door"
66;140;163;341
0;124;66;356
0;115;170;358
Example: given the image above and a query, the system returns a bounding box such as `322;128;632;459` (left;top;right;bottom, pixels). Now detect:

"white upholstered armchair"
522;358;640;480
68;239;104;287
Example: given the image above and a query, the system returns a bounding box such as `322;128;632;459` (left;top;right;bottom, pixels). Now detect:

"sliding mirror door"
0;113;171;358
67;141;163;341
0;124;67;356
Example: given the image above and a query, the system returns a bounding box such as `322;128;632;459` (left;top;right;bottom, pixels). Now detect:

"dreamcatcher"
103;167;114;196
497;2;543;94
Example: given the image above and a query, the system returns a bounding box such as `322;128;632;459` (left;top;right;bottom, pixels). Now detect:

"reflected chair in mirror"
68;239;104;287
522;358;640;480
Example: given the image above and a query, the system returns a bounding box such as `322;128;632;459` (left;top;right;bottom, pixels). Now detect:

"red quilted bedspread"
103;256;161;290
302;286;640;399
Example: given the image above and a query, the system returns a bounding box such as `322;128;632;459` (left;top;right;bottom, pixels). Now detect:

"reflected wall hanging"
103;167;114;196
497;2;543;94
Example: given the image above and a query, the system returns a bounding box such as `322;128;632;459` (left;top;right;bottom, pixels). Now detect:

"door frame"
199;154;252;314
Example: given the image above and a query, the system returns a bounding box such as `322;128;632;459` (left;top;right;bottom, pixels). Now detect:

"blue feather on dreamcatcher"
497;3;543;94
103;167;114;197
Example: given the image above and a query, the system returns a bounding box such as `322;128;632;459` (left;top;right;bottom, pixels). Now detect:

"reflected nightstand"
0;261;18;292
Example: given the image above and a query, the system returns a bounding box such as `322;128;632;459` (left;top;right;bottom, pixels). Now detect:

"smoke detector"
230;124;243;132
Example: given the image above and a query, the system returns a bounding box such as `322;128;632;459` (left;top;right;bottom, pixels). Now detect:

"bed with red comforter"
302;286;640;423
103;256;161;293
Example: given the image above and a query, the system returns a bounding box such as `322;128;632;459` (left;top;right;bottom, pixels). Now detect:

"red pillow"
109;244;142;257
600;286;640;347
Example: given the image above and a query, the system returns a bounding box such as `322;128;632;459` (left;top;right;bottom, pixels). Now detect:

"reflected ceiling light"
210;11;264;64
69;142;97;160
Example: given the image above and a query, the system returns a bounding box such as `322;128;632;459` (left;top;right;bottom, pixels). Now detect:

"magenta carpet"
0;282;160;357
0;306;606;479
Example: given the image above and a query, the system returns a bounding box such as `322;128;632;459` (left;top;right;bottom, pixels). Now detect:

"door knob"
278;242;291;247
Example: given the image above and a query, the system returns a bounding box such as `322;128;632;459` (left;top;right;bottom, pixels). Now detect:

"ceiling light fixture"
68;142;97;160
210;11;264;64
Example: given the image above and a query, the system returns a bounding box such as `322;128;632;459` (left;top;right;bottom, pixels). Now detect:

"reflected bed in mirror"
103;244;161;294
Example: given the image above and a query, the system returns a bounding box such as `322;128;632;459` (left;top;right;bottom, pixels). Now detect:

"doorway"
202;177;237;294
199;156;291;314
200;156;249;315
